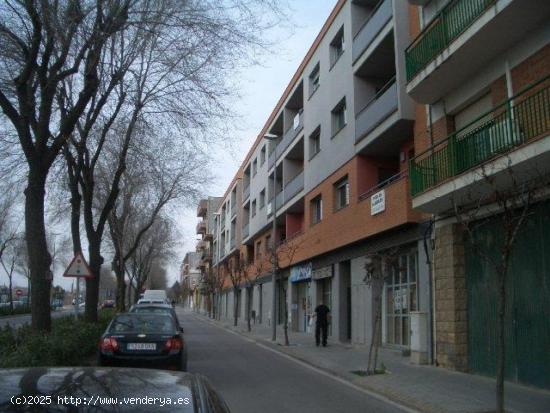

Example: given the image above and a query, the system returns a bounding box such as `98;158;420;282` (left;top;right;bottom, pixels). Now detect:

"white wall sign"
371;189;386;215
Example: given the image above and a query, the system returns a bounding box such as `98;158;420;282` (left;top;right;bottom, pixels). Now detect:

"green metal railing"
410;78;550;196
405;0;494;82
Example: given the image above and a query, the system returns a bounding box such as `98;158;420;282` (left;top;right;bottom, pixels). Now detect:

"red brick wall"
278;156;423;267
512;44;550;93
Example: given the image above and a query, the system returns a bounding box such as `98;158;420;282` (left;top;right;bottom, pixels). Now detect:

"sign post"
63;252;93;318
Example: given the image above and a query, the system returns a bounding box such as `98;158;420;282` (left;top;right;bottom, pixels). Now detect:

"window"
252;158;258;176
309;126;321;159
310;195;323;225
330;26;345;67
309;63;320;97
259;189;266;209
334;176;350;211
260;145;266;166
331;98;347;135
251;199;257;217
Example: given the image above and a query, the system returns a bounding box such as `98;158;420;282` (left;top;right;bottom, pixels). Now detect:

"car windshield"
109;314;174;334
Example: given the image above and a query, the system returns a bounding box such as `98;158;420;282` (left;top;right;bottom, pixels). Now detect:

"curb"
189;312;438;413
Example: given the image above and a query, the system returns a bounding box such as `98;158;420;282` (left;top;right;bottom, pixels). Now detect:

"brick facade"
434;223;468;372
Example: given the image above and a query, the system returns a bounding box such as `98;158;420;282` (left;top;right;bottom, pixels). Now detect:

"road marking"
188;312;422;413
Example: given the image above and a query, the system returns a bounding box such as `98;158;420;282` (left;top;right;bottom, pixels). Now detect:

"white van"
140;289;168;303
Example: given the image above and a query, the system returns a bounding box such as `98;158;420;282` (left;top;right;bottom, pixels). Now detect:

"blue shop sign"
290;262;312;283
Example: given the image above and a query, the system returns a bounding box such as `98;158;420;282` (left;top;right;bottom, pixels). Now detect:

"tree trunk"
115;272;126;312
247;288;251;332
496;264;507;413
283;286;289;346
233;287;239;327
367;297;381;374
25;168;52;332
8;272;13;314
85;238;103;322
126;279;132;307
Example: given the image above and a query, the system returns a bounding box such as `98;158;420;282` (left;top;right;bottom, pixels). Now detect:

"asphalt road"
0;307;71;328
177;308;409;413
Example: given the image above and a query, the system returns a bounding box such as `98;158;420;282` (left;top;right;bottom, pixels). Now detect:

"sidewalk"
193;312;550;413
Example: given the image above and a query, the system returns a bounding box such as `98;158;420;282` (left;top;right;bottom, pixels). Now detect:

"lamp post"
264;133;279;341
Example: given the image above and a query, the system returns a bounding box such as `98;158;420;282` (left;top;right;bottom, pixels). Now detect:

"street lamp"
264;133;279;341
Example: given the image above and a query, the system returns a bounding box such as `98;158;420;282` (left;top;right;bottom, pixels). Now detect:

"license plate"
127;343;156;350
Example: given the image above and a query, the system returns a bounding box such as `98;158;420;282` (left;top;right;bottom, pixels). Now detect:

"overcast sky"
5;1;338;291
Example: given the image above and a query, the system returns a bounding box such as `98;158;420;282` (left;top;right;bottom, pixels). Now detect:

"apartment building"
181;251;202;310
406;0;550;388
195;0;550;388
199;0;432;360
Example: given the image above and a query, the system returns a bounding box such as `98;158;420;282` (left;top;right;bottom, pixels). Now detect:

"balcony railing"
231;203;236;218
196;221;206;235
352;0;392;63
230;238;236;250
405;0;494;82
355;77;398;143
276;110;304;159
243;184;250;201
359;171;407;202
410;78;550;196
242;223;249;239
283;171;304;203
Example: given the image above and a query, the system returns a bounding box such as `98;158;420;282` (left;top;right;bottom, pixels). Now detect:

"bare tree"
123;216;175;305
363;248;399;375
0;1;131;331
58;0;286;322
0;237;20;313
228;255;247;327
241;254;266;332
265;236;303;346
450;162;550;413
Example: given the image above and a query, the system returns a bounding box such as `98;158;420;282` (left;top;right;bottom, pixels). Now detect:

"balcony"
352;0;393;64
243;185;250;202
231;203;236;218
355;77;398;145
197;199;207;217
410;78;550;213
242;223;249;239
196;240;207;251
276;111;304;159
283;171;304;203
405;0;550;103
268;149;276;170
196;221;206;235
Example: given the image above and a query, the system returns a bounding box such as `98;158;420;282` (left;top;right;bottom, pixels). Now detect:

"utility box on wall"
410;311;428;364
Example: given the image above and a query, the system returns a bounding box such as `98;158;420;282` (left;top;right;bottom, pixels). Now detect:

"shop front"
290;262;312;333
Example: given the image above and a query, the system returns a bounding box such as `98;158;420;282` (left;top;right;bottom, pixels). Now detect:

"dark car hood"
0;367;200;412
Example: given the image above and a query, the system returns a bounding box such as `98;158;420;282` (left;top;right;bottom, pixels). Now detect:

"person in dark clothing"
313;302;330;347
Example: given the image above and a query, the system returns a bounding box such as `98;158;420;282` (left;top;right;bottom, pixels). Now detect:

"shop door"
384;251;418;347
466;202;550;389
296;282;310;332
